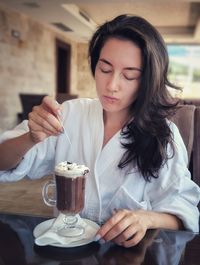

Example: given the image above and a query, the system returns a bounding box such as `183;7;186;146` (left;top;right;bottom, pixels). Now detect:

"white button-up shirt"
0;98;199;231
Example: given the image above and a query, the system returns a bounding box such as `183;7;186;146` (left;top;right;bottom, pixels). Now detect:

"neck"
103;110;130;128
102;110;130;148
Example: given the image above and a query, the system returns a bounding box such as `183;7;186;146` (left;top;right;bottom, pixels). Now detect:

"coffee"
55;162;89;214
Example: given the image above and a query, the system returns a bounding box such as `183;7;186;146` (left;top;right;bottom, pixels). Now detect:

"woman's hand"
96;209;183;248
28;96;63;143
96;209;153;248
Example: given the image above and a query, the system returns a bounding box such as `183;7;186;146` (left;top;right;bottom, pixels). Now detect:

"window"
167;45;200;99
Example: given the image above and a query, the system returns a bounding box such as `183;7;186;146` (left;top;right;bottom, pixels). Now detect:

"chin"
102;104;120;113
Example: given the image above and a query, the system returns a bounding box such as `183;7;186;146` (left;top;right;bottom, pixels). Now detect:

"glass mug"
42;162;89;237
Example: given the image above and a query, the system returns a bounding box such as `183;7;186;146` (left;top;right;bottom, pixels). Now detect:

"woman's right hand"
28;96;63;143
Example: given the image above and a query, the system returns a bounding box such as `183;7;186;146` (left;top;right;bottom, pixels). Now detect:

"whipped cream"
55;162;90;178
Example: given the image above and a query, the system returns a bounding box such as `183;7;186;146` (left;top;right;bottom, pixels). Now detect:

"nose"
106;73;120;93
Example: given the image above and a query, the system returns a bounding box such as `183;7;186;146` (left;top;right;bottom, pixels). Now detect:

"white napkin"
34;213;98;246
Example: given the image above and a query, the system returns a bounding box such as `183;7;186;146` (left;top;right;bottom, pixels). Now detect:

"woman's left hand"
96;209;152;248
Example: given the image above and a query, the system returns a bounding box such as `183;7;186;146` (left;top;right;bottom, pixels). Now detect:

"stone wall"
0;5;79;131
77;43;96;98
0;5;97;132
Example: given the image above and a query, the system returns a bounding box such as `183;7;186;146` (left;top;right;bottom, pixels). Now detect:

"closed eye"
100;67;112;74
124;75;140;81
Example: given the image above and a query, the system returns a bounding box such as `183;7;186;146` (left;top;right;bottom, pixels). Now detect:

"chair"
193;107;200;187
19;93;47;121
171;105;196;164
171;104;199;211
56;93;78;104
181;98;200;107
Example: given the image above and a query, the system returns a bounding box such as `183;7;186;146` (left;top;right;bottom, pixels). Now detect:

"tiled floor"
0;175;54;217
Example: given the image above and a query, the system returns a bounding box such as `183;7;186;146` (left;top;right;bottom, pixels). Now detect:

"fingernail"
57;109;62;116
55;101;61;114
94;234;101;241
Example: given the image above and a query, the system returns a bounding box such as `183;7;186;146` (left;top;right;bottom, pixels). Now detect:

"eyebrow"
99;58;142;72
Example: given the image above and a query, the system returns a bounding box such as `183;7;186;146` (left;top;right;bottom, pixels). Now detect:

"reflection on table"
0;212;199;265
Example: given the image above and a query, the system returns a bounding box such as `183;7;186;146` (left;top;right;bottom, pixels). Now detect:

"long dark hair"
88;14;181;181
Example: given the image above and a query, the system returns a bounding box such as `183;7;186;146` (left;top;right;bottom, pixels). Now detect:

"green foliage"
193;69;200;82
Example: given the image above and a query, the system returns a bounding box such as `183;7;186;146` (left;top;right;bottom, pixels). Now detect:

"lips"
103;95;119;103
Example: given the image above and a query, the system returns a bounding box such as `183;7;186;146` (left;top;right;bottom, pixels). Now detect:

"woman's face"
95;37;142;117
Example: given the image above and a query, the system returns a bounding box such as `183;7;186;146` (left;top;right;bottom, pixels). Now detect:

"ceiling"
0;0;200;43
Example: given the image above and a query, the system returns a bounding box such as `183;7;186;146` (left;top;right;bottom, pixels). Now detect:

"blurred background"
0;0;200;132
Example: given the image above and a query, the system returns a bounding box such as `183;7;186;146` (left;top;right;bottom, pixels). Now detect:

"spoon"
56;101;72;145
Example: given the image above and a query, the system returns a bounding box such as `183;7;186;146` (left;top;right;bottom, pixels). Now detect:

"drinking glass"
42;163;89;237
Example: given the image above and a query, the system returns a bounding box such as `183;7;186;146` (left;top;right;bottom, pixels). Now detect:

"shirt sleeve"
145;121;200;232
0;120;56;182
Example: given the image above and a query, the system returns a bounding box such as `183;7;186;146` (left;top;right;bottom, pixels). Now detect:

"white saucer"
33;218;100;248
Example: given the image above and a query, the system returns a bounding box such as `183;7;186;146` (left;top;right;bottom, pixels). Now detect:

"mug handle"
42;180;56;207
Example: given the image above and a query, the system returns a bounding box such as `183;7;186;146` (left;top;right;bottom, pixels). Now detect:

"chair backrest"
56;93;78;104
19;93;47;120
171;104;196;164
171;104;200;210
181;98;200;107
193;107;200;187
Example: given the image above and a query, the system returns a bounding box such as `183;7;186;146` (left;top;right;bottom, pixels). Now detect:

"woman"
0;15;199;248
